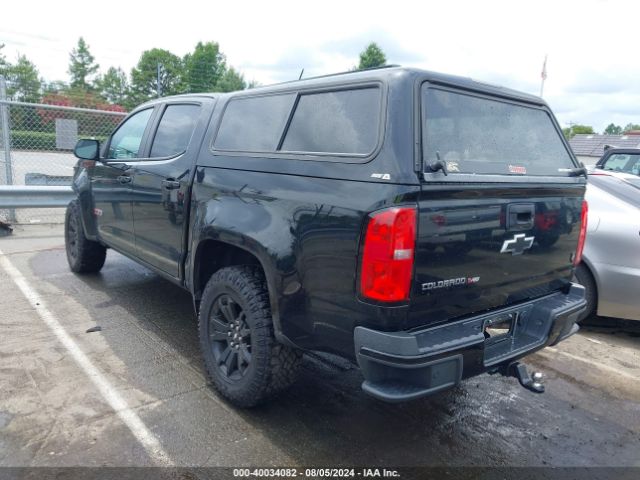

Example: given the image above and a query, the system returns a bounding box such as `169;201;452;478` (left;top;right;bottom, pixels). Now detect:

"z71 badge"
422;276;480;292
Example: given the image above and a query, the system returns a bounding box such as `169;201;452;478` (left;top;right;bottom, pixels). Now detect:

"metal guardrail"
0;186;73;208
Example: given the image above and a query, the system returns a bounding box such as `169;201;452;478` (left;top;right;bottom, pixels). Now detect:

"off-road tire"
574;263;597;322
198;266;302;407
65;200;107;273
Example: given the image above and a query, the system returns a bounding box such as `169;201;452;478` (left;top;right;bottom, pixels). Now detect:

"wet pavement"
0;225;639;470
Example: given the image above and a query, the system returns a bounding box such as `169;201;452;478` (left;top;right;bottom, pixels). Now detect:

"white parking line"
542;347;639;382
0;249;174;466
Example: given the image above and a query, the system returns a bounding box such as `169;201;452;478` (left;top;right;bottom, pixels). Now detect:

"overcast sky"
2;0;638;132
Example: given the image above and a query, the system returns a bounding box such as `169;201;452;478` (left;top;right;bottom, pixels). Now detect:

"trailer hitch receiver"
501;362;545;393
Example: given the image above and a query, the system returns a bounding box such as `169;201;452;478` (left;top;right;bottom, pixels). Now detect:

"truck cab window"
107;108;153;159
150;104;201;158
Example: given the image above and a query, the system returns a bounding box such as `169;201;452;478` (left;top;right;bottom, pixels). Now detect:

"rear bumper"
354;284;586;402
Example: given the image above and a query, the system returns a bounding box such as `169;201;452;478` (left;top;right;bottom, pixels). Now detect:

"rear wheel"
198;266;302;407
65;200;106;273
574;263;597;322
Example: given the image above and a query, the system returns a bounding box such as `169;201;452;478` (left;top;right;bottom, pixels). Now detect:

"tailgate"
410;83;586;328
408;185;584;328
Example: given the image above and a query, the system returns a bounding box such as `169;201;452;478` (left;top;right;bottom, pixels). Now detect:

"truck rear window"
422;87;575;176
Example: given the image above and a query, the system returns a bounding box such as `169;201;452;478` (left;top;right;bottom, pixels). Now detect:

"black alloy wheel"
208;294;252;380
198;266;303;407
66;209;79;261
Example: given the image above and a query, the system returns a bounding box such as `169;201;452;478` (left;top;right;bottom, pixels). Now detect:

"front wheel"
198;266;302;407
65;200;107;273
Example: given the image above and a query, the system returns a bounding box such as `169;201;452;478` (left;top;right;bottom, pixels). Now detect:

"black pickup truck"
67;66;587;407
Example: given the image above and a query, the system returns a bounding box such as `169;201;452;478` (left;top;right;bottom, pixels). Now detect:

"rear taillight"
360;207;417;302
574;200;588;266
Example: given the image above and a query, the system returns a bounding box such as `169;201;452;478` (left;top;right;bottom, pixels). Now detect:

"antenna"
298;68;304;80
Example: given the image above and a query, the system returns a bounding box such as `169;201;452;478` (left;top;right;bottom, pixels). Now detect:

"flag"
541;55;548;80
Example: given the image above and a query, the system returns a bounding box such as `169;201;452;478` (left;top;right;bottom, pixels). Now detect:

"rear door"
410;85;586;328
93;107;154;253
130;102;204;277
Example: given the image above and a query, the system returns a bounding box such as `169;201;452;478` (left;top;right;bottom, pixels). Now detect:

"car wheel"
65;200;107;273
198;266;302;407
574;263;597;322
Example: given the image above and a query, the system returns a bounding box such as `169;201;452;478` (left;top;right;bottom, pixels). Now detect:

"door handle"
117;175;131;184
162;180;181;190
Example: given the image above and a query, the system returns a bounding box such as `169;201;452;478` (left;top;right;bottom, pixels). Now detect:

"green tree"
68;37;99;90
42;80;69;95
623;123;640;133
358;42;387;70
183;41;226;93
130;49;183;107
603;123;622;135
96;67;129;105
562;124;594;139
215;67;246;93
5;54;41;102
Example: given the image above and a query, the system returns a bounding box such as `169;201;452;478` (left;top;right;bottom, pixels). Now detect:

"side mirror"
74;139;100;160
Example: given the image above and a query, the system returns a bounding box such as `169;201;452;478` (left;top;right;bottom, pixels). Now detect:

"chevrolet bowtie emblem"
500;233;535;255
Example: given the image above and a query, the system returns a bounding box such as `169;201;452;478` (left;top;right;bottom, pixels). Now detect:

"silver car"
575;169;640;321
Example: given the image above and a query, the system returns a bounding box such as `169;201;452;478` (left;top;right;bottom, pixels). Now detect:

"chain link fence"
0;78;126;224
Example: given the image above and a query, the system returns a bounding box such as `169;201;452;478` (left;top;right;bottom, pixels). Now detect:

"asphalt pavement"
1;225;639;472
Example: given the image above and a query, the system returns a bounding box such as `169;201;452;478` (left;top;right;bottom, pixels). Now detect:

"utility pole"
156;63;163;98
539;54;548;98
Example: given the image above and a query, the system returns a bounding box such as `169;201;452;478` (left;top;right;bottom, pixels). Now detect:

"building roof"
569;134;640;157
